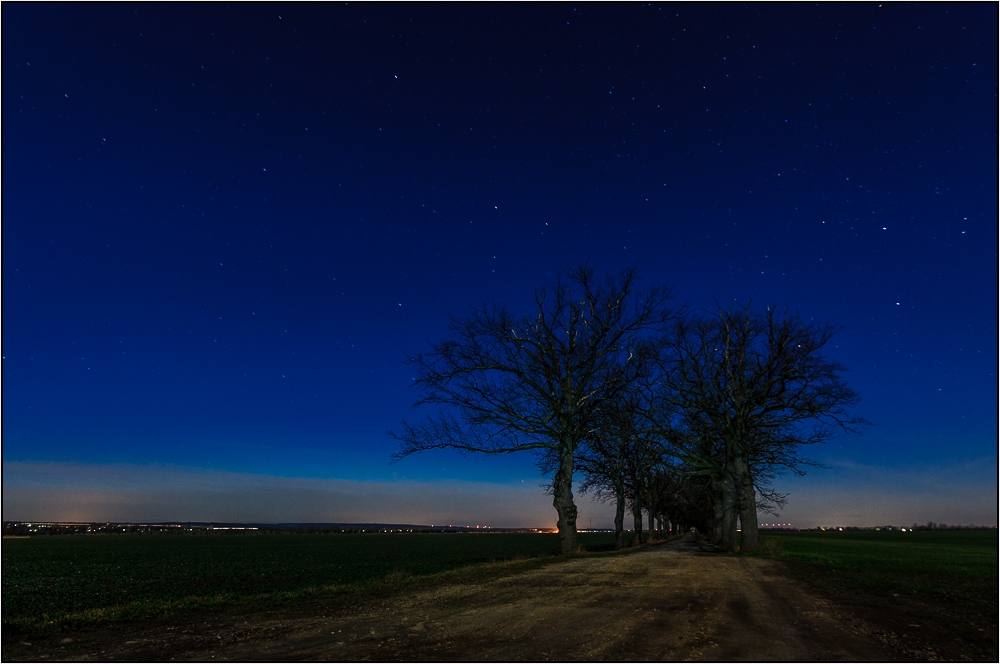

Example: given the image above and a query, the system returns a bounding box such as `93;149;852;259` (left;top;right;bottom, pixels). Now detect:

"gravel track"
8;535;894;661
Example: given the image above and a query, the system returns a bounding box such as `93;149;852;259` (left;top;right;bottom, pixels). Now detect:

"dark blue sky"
3;3;996;526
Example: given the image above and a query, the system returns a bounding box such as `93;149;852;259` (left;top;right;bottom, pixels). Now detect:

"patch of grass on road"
761;530;997;661
2;531;616;634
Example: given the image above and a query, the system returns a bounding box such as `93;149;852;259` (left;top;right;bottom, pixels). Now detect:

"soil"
6;535;898;662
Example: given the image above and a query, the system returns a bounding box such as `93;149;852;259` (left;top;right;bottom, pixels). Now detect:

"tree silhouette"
390;265;675;554
659;303;868;551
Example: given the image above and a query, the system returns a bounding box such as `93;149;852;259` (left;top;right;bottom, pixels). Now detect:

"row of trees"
390;265;867;554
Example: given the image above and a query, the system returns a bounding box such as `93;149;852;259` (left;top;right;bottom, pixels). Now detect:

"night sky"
3;3;996;528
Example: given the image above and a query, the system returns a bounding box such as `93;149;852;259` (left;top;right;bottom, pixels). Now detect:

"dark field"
761;530;998;660
2;531;615;632
5;529;996;661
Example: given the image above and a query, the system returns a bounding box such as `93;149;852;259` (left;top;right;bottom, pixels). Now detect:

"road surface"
14;535;894;661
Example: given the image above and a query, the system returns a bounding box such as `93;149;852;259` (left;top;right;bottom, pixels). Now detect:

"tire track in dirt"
15;535;895;661
198;535;892;661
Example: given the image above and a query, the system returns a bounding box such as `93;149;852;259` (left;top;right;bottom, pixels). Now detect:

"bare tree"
576;431;630;549
577;372;660;549
390;265;675;554
660;303;868;551
622;431;661;546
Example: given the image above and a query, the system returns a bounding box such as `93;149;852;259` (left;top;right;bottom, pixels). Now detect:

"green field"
2;531;615;632
761;529;998;660
7;529;996;659
761;530;997;611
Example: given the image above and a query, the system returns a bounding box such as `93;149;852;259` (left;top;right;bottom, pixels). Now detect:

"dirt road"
13;536;895;661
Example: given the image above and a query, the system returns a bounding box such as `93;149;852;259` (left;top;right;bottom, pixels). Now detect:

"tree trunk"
552;442;579;554
614;476;626;550
631;496;643;546
718;471;738;551
711;488;724;544
647;470;655;537
733;449;759;552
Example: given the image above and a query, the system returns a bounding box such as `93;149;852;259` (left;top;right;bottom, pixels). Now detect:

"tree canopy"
390;265;676;553
391;269;867;553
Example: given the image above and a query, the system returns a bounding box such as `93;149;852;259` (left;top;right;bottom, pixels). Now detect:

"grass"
2;531;616;634
760;530;997;612
759;530;998;660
